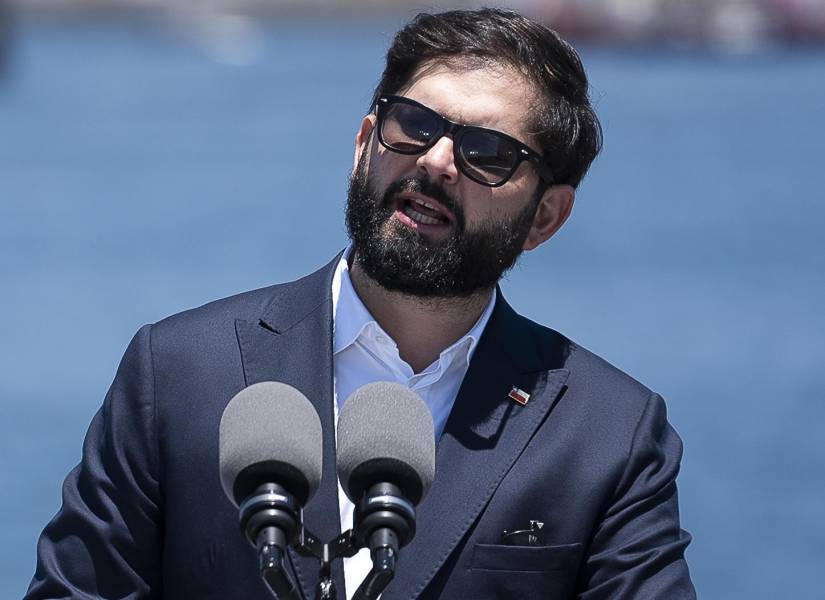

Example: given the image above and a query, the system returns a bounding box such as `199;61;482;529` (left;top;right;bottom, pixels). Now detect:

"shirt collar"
331;244;497;368
332;245;379;354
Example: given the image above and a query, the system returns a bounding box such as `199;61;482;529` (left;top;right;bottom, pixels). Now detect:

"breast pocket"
467;542;583;599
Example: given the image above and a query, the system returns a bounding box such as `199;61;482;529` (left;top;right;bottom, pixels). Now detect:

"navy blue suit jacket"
26;256;695;599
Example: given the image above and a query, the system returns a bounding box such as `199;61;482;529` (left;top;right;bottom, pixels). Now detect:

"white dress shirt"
331;247;496;599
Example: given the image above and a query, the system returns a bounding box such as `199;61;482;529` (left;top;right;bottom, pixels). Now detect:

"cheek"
493;176;539;216
366;149;407;192
465;187;537;230
461;185;519;222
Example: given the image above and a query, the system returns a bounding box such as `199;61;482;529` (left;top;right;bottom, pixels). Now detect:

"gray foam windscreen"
219;381;323;506
337;382;435;504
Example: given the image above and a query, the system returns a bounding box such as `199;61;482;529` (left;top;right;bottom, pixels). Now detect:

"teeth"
403;205;443;225
415;199;438;211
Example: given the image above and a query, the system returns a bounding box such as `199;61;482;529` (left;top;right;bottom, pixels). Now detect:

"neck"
349;257;493;374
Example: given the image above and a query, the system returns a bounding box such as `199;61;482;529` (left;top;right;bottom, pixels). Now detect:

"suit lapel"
384;297;570;600
235;256;346;600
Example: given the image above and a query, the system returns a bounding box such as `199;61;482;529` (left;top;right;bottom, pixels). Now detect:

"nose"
416;136;459;185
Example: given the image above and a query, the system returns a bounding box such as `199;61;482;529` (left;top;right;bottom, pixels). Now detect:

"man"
26;8;695;600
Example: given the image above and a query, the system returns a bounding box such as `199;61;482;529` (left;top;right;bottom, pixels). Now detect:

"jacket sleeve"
578;392;696;599
25;325;163;599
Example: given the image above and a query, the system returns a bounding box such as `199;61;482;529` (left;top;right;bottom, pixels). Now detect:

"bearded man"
26;9;696;600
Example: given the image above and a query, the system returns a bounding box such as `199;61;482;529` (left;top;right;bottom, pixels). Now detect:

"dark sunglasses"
375;94;554;188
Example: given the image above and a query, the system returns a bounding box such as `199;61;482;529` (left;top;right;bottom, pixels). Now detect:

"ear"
353;114;377;172
522;184;575;251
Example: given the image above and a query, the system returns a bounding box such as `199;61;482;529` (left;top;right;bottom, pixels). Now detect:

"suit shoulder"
568;340;653;401
149;255;337;343
516;313;655;410
513;314;668;464
150;284;276;343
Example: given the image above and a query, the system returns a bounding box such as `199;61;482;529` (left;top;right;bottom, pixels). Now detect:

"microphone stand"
293;525;396;600
350;544;396;600
251;483;414;600
258;520;397;600
294;525;359;600
258;528;303;600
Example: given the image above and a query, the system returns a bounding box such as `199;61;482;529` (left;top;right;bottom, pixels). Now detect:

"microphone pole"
219;382;324;600
337;382;437;600
240;483;303;600
350;482;415;600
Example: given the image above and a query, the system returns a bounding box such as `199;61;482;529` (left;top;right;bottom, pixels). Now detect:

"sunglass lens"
459;129;519;184
381;102;439;152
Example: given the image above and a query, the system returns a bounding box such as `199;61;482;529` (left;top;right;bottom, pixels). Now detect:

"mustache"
382;176;466;231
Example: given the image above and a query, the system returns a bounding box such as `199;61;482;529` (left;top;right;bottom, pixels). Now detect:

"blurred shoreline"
4;0;825;50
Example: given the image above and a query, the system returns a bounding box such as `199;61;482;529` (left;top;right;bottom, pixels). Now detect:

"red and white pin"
508;386;530;406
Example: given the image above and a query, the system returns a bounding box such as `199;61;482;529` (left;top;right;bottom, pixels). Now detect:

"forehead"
396;60;538;142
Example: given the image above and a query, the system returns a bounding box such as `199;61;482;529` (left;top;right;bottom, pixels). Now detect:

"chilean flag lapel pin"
508;386;530;406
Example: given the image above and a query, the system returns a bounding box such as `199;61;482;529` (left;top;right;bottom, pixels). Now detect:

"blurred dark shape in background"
6;0;825;50
537;0;825;51
0;0;11;80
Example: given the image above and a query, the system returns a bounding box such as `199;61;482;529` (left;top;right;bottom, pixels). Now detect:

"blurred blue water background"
2;16;824;599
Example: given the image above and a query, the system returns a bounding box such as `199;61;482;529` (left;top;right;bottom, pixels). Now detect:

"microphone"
336;382;436;599
219;381;323;600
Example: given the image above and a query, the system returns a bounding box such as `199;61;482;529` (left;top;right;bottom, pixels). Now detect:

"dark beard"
345;153;539;298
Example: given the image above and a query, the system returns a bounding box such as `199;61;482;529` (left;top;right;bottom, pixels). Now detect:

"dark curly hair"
372;8;602;188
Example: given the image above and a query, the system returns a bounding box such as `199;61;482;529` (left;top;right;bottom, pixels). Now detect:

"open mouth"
395;194;454;228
